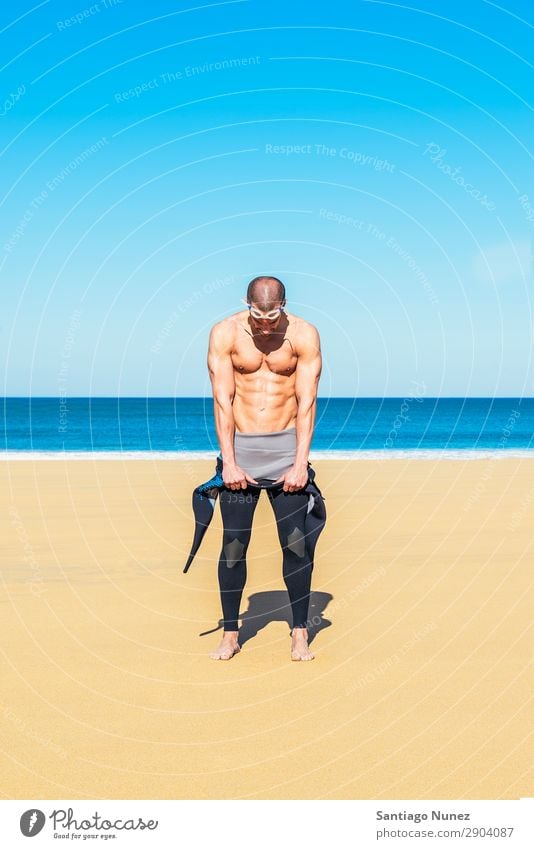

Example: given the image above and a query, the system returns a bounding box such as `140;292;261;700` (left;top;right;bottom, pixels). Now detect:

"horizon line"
2;396;532;401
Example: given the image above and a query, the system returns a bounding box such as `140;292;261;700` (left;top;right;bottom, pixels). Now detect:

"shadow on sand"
200;590;333;647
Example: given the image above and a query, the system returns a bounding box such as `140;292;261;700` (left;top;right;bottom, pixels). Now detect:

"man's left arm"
279;324;322;492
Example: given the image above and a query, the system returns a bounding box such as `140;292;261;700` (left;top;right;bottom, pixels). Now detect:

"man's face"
248;301;284;336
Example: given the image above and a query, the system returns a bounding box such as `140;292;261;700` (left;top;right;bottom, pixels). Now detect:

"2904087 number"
463;827;514;837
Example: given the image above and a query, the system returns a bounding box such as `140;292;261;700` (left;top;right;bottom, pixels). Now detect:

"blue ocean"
1;397;532;457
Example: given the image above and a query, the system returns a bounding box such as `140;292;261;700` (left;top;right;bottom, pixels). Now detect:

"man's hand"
222;462;258;490
275;463;309;493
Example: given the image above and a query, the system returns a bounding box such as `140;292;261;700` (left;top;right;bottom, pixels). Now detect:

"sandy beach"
1;457;532;800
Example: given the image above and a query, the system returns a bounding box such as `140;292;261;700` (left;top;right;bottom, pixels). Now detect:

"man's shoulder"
291;314;319;334
289;314;321;351
209;313;245;345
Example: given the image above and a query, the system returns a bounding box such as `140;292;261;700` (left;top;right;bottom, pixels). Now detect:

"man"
207;276;323;661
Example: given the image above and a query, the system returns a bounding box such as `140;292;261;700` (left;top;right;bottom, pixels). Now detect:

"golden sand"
1;458;532;799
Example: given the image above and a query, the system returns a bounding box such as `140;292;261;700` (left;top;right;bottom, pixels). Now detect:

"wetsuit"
183;427;327;632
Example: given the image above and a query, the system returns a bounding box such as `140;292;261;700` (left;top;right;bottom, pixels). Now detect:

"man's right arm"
207;322;237;466
207;323;258;488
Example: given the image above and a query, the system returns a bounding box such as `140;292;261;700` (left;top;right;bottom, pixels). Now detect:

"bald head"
246;276;286;310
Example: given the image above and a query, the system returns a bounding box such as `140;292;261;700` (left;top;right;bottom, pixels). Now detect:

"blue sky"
1;0;532;396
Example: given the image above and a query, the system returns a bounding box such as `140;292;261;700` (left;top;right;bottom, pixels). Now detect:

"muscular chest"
231;337;298;377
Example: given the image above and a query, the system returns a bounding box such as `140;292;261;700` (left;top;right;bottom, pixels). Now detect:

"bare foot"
290;627;315;661
209;631;241;661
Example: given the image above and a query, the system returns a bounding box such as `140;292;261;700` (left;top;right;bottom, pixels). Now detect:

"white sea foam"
1;449;533;461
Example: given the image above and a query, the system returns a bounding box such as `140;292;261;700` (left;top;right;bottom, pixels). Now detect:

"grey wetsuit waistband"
219;427;297;480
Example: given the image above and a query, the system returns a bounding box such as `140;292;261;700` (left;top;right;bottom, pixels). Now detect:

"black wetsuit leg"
218;485;261;630
266;485;313;629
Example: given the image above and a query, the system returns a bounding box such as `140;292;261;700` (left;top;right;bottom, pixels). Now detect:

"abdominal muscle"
232;370;298;433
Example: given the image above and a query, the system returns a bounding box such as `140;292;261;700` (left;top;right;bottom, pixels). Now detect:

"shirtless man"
207;276;322;661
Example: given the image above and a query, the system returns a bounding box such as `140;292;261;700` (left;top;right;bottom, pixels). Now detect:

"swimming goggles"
241;298;284;320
